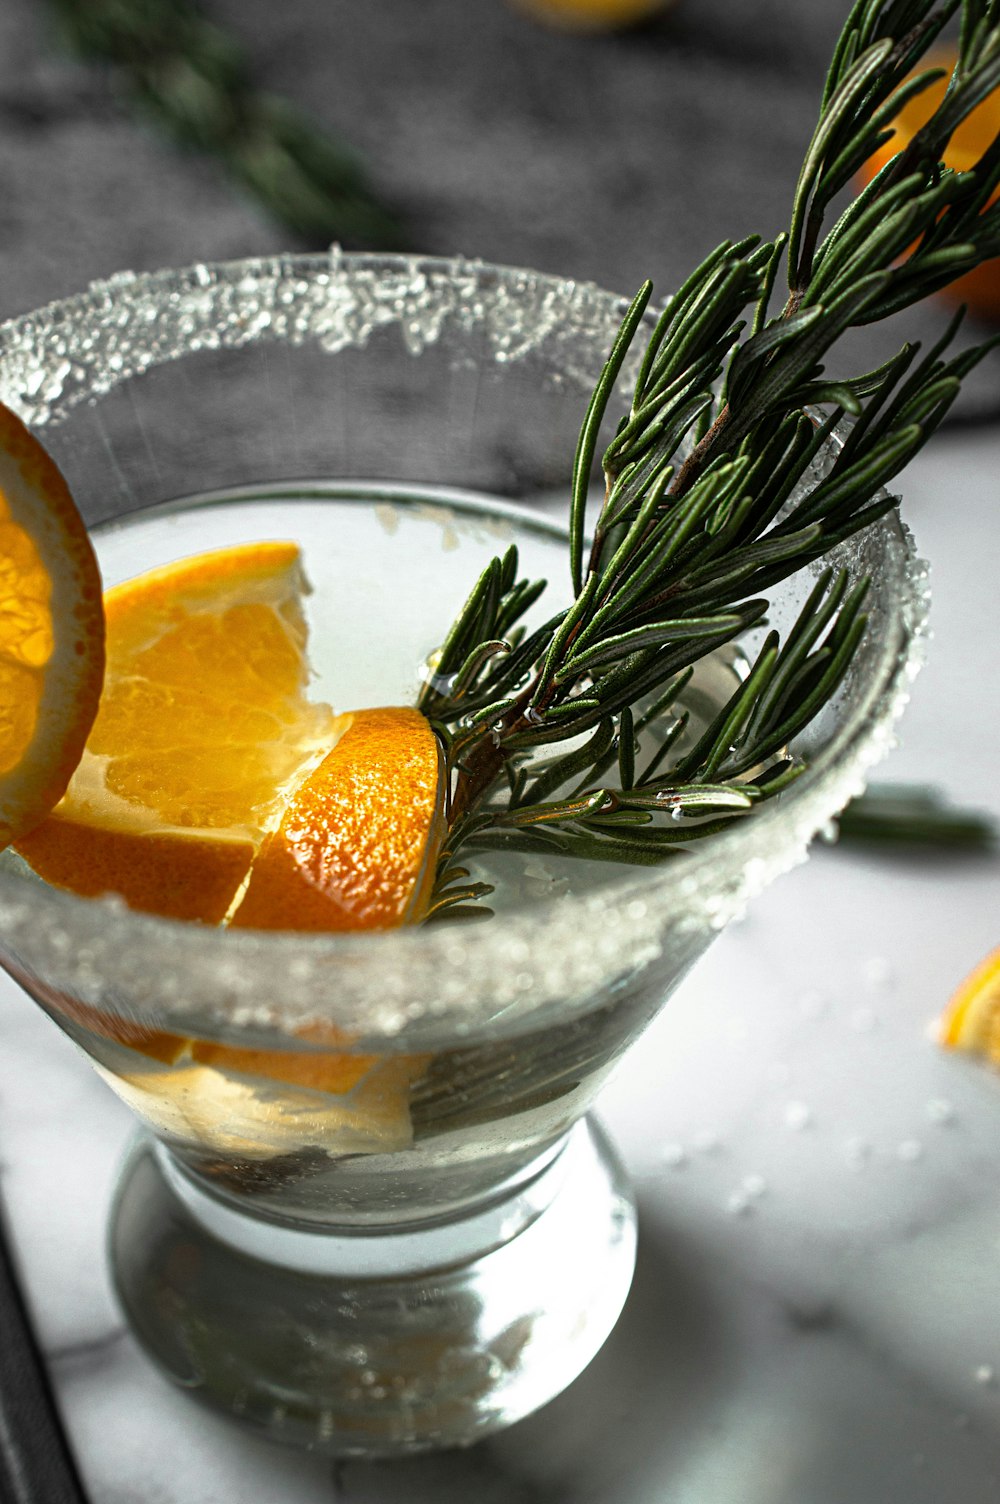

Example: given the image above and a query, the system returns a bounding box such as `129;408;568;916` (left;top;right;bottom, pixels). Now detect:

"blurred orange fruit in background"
858;47;1000;322
511;0;677;30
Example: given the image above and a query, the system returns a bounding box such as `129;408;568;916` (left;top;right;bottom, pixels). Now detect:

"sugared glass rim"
0;253;928;1044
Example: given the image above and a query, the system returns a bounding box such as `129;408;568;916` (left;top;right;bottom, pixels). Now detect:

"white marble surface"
1;425;1000;1501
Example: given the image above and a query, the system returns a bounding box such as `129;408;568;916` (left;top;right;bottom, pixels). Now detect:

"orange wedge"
231;705;446;932
938;945;1000;1064
0;402;104;848
15;541;342;923
859;47;1000;321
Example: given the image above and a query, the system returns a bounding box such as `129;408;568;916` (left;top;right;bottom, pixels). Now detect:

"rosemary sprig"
420;0;1000;918
48;0;404;248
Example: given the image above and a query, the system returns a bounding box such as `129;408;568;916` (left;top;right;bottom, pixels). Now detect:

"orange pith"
0;402;104;847
231;705;446;932
859;47;1000;320
15;541;343;923
939;945;1000;1063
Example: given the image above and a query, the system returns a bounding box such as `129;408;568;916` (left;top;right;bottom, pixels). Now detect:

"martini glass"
0;254;924;1457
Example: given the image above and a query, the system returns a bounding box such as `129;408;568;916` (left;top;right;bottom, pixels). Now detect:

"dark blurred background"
0;0;996;407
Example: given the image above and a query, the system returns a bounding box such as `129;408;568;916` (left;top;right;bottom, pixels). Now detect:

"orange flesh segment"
860;48;1000;320
231;706;446;932
0;403;104;845
95;540;336;831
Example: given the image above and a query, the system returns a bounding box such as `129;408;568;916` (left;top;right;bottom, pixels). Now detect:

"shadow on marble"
337;1201;733;1502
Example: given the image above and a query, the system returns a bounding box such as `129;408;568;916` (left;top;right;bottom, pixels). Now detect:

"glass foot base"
108;1118;637;1457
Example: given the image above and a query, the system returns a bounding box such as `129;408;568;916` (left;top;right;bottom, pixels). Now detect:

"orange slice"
859;47;1000;321
938;945;1000;1063
231;705;446;932
0;402;104;848
15;541;342;923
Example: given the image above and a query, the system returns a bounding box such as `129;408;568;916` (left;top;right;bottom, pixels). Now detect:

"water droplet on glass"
897;1138;923;1163
975;1364;995;1387
660;1142;687;1168
926;1097;956;1126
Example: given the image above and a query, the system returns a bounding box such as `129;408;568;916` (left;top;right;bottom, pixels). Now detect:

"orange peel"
0;402;104;847
231;705;446;932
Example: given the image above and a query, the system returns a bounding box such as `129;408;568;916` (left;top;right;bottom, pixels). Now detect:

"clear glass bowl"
0;254;926;1456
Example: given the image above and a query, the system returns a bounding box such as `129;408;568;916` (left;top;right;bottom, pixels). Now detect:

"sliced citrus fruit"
858;47;1000;321
13;543;444;1147
231;705;446;932
102;1051;429;1157
15;540;343;923
938;945;1000;1063
0;402;104;848
22;964;429;1151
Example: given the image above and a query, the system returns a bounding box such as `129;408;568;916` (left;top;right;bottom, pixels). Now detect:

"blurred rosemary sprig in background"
837;784;997;849
420;0;1000;918
47;0;404;247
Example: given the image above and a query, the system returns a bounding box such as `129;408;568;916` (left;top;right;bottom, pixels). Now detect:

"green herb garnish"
419;0;1000;919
